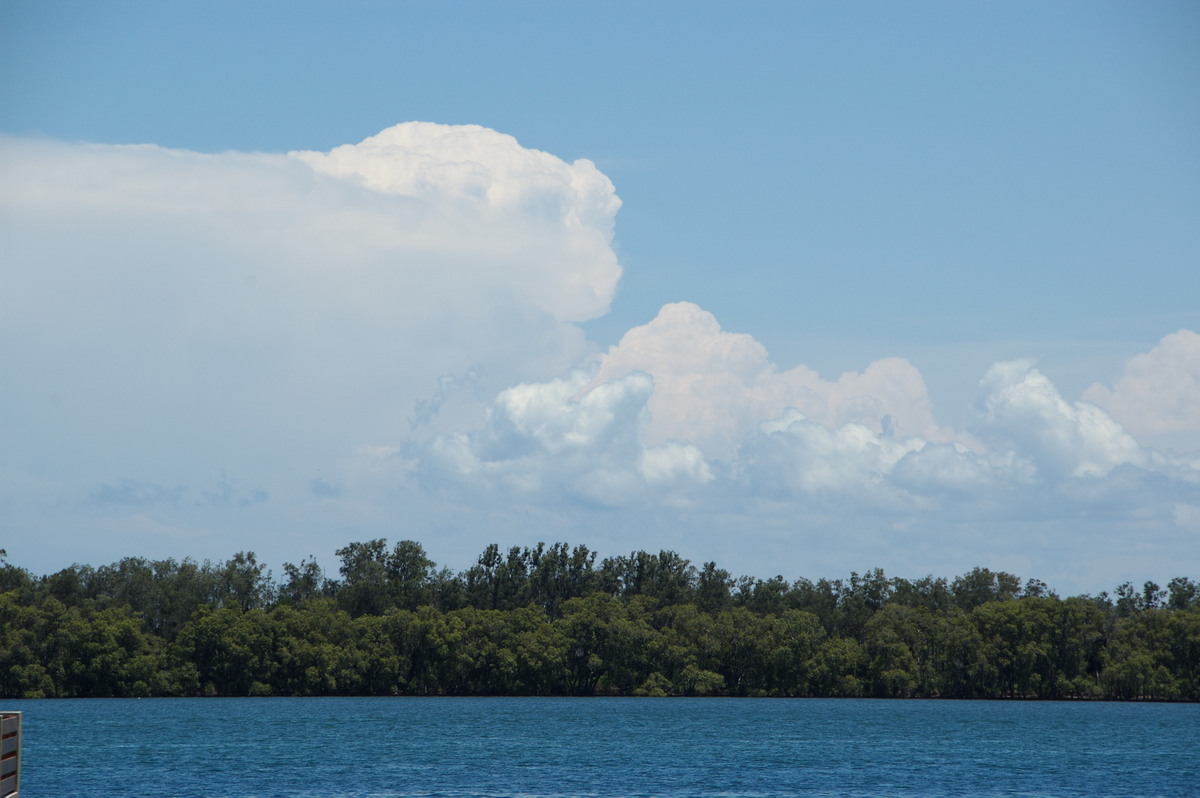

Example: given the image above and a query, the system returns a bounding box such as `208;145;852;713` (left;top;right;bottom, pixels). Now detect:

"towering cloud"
0;124;623;562
289;123;621;322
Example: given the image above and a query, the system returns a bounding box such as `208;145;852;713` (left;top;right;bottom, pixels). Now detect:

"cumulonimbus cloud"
0;123;623;542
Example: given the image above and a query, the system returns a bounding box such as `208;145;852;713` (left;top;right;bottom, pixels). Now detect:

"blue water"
7;697;1199;797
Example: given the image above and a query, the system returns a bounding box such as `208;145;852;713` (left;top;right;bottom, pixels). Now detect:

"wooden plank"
0;712;17;798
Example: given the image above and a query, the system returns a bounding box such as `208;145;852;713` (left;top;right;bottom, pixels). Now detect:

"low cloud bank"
412;306;1200;542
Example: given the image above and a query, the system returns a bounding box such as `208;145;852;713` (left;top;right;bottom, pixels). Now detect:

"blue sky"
2;1;1199;594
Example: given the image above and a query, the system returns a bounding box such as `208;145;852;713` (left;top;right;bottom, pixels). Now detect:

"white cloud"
889;441;1028;501
586;302;956;458
639;443;714;486
1082;330;1200;452
405;306;1200;581
976;360;1144;479
734;410;925;502
4;122;1198;594
289;123;621;323
414;370;714;507
0;123;619;374
0;124;622;562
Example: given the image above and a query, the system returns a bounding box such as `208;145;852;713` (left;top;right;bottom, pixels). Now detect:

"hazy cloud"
202;472;269;508
309;477;341;499
410;367;487;430
83;479;185;508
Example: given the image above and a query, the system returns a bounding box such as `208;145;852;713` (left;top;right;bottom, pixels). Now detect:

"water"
7;697;1199;797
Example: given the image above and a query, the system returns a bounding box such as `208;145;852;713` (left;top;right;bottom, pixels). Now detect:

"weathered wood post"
0;711;19;798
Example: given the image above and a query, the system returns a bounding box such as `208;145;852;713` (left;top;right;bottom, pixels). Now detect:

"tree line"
1;542;1197;700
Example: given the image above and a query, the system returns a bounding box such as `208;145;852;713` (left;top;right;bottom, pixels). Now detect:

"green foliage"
1;540;1197;700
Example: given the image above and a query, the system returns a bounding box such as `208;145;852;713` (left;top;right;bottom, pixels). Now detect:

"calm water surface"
8;697;1199;797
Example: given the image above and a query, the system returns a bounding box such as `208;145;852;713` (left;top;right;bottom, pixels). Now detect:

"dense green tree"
0;552;36;604
218;552;275;611
766;609;825;696
864;604;933;698
790;577;842;634
1;543;1197;700
525;543;598;617
733;575;791;616
279;557;327;606
1166;577;1198;611
333;540;392;617
464;544;530;611
890;575;954;614
695;562;734;614
558;593;653;694
952;567;1021;611
599;550;695;606
705;607;776;695
810;637;866;697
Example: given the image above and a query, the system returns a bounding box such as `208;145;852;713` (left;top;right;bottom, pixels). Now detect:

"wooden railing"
0;712;19;798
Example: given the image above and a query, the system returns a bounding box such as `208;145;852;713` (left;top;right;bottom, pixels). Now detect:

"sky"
2;0;1199;595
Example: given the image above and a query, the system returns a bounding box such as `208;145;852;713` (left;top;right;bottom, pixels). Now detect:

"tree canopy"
1;542;1197;700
